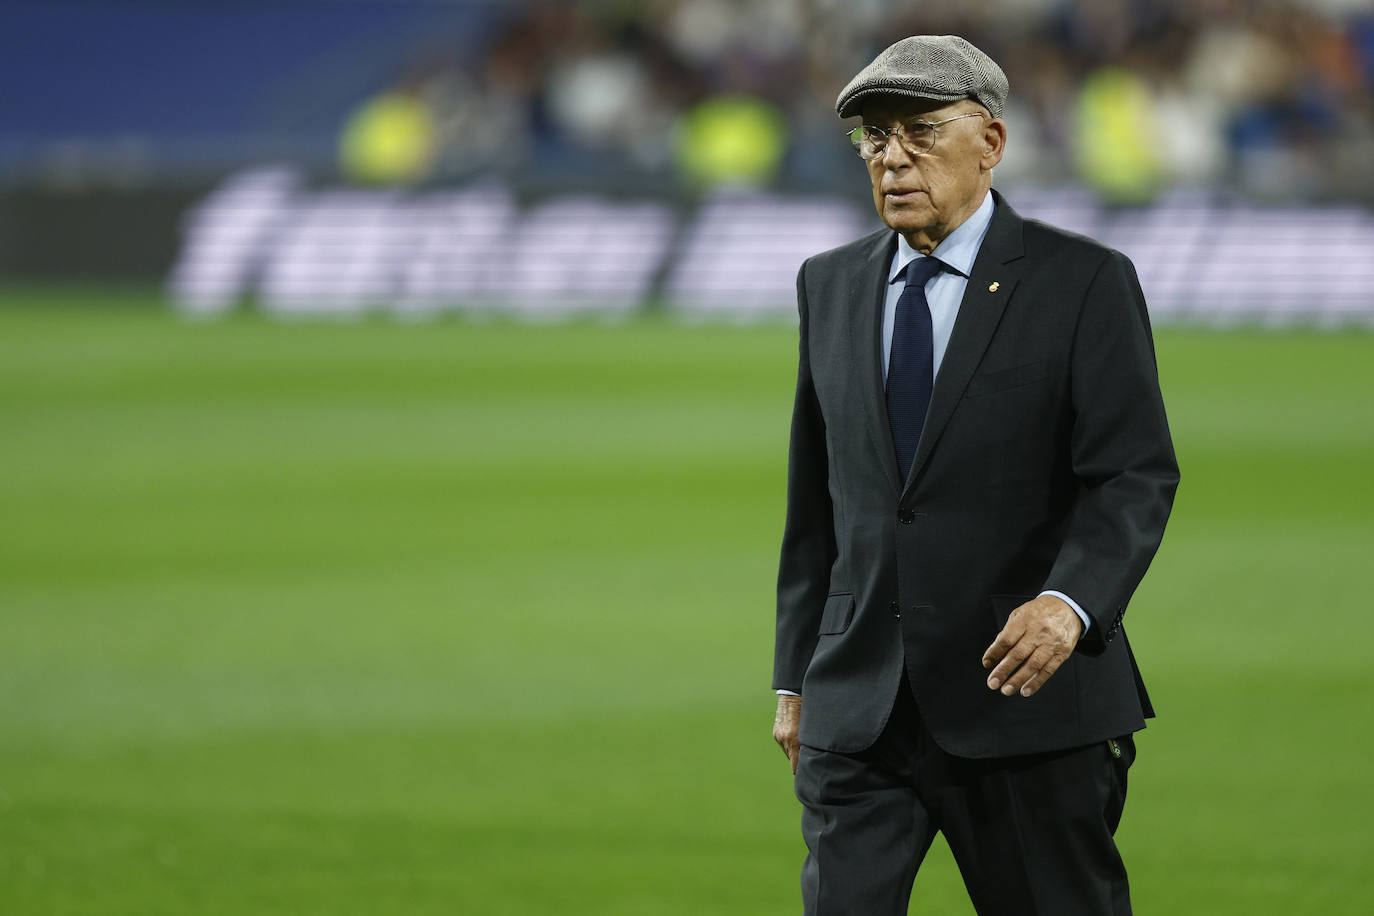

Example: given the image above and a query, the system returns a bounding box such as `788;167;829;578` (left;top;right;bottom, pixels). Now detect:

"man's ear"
980;118;1007;171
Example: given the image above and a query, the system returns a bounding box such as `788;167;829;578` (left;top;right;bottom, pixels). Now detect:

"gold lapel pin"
988;281;1000;292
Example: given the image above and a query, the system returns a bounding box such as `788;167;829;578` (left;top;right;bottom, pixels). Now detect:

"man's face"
860;96;1003;248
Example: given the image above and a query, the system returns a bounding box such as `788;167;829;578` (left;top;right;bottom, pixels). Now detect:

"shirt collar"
887;191;997;284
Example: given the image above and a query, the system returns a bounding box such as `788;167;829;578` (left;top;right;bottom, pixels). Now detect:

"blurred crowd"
340;0;1374;203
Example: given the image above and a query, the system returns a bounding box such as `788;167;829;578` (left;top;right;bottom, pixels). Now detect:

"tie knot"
903;256;945;289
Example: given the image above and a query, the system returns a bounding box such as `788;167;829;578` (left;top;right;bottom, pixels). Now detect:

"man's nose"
879;138;915;168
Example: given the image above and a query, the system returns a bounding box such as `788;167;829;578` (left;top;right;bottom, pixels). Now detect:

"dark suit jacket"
774;190;1179;759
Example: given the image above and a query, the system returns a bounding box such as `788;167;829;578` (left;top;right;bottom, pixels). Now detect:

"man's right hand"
773;694;803;774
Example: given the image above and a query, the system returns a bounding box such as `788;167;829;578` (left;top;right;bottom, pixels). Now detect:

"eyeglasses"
847;112;986;160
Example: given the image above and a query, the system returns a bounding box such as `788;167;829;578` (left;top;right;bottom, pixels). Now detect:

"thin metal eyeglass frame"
847;112;987;159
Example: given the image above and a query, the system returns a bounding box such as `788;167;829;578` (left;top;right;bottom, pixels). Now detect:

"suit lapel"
846;230;903;492
901;192;1027;497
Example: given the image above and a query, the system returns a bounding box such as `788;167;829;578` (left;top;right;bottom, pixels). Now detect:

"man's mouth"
883;189;925;202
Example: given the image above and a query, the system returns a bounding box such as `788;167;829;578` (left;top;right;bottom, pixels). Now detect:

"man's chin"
880;204;934;235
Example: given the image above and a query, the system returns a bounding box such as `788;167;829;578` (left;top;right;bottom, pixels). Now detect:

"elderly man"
771;36;1178;914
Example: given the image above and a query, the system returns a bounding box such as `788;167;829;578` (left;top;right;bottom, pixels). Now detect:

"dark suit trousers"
795;675;1135;915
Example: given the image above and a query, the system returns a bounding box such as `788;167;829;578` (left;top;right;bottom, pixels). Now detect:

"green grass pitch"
1;293;1371;913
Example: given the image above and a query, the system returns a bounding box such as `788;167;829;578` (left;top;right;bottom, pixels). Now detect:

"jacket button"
889;600;901;618
897;509;915;524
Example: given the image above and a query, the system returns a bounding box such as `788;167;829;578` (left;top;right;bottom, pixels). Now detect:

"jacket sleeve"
773;259;839;691
1044;250;1180;656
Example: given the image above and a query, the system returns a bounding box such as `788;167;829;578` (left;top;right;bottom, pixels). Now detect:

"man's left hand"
981;595;1083;698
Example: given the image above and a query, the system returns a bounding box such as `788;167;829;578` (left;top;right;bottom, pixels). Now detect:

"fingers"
1014;649;1067;698
773;727;801;774
1000;643;1065;697
985;631;1032;691
983;609;1031;689
773;696;802;774
981;617;1022;670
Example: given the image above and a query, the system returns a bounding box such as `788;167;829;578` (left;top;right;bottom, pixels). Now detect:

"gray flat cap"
836;35;1009;120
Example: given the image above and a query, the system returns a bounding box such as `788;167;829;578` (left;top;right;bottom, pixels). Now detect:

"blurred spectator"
1074;67;1167;203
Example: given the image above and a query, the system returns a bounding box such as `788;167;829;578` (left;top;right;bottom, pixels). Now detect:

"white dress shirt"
777;192;1089;698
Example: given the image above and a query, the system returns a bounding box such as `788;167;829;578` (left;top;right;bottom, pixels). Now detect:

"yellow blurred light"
339;92;436;185
677;94;788;187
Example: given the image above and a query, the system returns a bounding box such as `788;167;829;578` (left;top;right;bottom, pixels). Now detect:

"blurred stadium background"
2;1;1372;913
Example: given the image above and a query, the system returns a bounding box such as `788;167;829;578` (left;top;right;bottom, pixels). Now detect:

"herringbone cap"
836;35;1009;119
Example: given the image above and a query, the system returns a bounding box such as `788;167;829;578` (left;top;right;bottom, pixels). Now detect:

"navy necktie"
886;256;945;484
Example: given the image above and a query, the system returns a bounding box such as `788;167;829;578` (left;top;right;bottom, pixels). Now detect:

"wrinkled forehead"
859;94;983;126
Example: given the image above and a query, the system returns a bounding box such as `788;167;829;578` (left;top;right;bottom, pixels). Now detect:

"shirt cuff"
776;689;801;697
1040;589;1091;633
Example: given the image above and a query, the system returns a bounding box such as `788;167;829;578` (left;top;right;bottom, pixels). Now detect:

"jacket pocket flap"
965;360;1051;397
818;593;856;635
